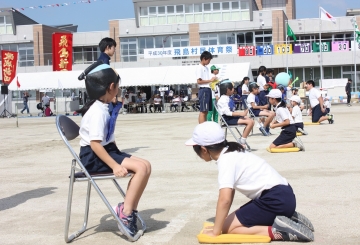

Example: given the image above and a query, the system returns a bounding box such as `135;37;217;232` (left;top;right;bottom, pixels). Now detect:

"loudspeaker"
1;85;8;95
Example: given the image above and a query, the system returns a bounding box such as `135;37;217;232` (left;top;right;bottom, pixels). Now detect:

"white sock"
240;137;247;144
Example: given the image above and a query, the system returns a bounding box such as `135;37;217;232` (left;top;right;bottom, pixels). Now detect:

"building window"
72;46;99;64
120;38;137;62
1;43;34;67
18;43;34;67
218;32;236;44
237;32;254;46
0;16;13;34
172;35;189;47
254;31;272;46
155;36;172;48
139;1;250;26
200;34;218;46
138;37;154;54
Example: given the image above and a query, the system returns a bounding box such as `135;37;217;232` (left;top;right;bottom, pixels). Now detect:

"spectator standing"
21;91;30;114
97;37;117;65
345;78;352;107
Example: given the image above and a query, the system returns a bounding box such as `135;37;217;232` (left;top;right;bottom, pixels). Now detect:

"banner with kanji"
52;33;73;71
1;50;18;84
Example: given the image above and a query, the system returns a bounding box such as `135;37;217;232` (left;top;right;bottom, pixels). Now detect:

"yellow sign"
274;44;293;55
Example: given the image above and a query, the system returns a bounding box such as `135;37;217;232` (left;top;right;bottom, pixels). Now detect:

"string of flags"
0;0;107;13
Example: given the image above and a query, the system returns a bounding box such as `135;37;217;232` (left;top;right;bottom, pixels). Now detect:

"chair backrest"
56;115;80;141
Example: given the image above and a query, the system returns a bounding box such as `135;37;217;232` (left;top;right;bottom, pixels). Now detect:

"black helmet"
277;84;285;90
248;82;259;92
291;87;298;91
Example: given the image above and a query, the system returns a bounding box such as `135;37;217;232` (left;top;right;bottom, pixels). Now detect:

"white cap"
266;89;282;98
290;95;301;104
185;122;225;146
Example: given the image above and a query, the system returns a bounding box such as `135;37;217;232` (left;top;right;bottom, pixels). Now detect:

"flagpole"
286;20;289;74
319;7;323;89
16;87;19;127
354;17;358;92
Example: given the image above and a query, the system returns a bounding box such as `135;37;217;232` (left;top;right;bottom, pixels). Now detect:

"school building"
0;0;360;108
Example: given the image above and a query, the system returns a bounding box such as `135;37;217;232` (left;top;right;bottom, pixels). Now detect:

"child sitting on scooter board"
185;122;314;242
217;80;254;148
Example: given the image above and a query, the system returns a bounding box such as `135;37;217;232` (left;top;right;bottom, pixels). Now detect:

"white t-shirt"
79;100;115;147
217;149;288;200
172;97;181;105
246;93;257;109
275;107;294;124
187;87;192;94
42;96;50;105
169;90;174;97
242;84;249;94
324;100;331;108
291;105;303;123
196;64;210;88
217;95;233;116
257;74;266;91
154;98;162;104
140;92;146;100
308;88;321;108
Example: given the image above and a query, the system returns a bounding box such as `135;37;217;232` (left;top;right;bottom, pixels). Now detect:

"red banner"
1;50;18;84
52;33;73;71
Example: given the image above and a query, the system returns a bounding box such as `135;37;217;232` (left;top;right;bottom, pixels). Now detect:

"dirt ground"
1;104;360;245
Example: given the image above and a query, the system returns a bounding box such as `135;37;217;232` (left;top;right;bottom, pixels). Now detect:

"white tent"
8;62;253;90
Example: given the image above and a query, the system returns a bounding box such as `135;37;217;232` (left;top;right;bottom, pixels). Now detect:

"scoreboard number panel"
238;46;256;56
294;43;311;53
274;44;293;55
256;45;274;56
331;41;349;52
312;42;331;52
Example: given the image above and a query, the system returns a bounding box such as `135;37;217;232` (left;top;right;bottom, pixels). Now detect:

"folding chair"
56;115;146;243
214;104;251;151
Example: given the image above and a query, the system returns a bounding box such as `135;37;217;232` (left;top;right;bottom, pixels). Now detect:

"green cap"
210;65;220;71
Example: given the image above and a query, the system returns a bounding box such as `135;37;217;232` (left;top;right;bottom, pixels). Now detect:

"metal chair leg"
65;160;89;243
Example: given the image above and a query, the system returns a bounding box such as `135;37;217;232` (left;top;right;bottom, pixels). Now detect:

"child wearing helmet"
217;80;255;147
247;82;275;136
77;61;151;237
267;89;304;150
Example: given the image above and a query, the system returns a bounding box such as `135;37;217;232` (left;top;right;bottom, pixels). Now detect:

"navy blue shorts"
325;108;330;114
258;91;268;106
312;104;326;122
250;108;261;117
199;87;212;112
79;143;131;172
294;122;304;130
223;115;245;125
273;124;296;146
235;184;296;227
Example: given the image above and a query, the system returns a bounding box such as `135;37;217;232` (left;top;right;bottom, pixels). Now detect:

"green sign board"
312;42;331;52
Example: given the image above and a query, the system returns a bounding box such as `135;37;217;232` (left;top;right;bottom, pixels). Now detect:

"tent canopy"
8;63;253;90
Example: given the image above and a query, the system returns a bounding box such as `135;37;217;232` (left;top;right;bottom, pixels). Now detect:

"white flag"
320;7;336;24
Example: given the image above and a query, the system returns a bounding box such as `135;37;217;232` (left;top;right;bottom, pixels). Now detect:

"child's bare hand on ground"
202;229;217;237
113;165;128;177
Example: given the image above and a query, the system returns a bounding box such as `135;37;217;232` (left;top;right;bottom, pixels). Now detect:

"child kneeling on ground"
185;122;314;242
289;95;307;135
217;80;254;147
267;89;304;150
77;62;151;237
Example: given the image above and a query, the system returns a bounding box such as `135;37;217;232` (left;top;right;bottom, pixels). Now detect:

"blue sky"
1;0;358;32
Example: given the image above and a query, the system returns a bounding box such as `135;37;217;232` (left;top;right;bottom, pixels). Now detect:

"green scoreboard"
312;42;331;52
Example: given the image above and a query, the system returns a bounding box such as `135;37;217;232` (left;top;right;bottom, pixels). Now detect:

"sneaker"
297;128;308;135
113;203;136;236
259;127;269;136
132;209;138;232
291;211;315;232
265;127;271;135
271;216;314;242
348;103;351;107
293;141;304;151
